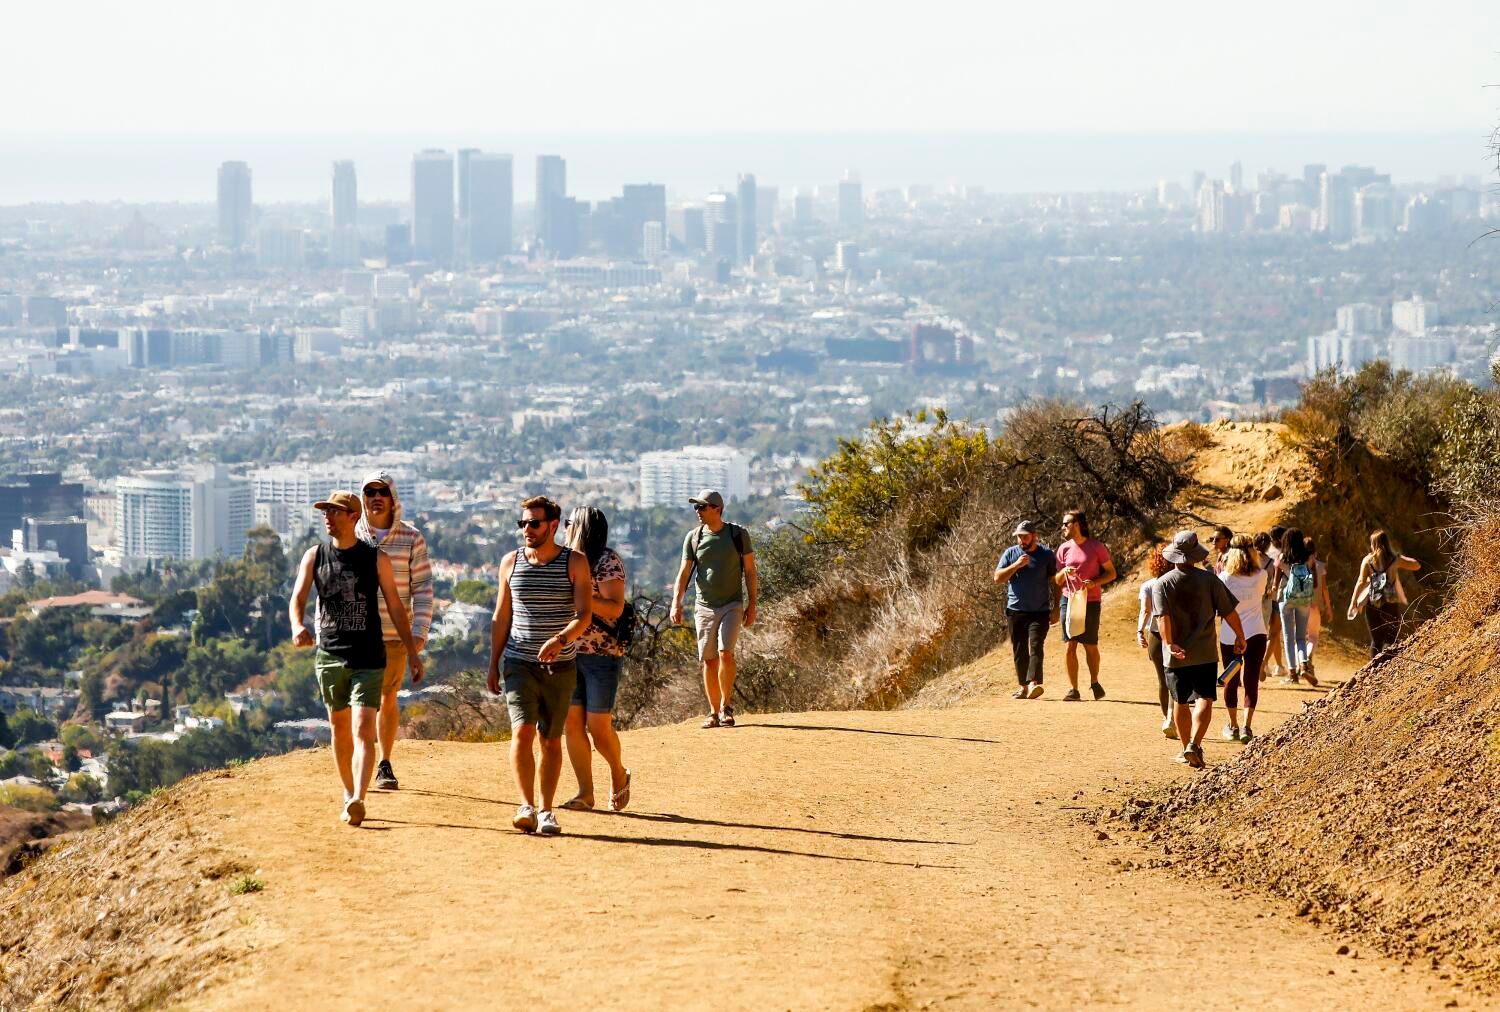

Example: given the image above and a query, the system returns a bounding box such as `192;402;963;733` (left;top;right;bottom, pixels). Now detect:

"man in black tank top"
290;490;425;827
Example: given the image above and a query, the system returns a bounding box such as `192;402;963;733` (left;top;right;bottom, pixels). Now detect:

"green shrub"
229;875;265;895
0;784;58;812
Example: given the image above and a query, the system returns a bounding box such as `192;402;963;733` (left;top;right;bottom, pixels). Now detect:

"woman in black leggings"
1136;546;1176;739
1217;535;1269;743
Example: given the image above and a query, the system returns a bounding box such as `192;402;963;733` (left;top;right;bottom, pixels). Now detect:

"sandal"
610;769;632;812
559;796;594;811
701;713;721;728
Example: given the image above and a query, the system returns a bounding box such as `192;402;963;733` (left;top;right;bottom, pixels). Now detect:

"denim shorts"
572;653;622;714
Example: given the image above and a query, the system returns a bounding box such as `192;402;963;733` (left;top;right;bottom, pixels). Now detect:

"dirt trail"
163;423;1460;1007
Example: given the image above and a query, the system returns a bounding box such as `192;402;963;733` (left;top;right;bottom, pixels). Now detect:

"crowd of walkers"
996;514;1421;769
290;481;754;832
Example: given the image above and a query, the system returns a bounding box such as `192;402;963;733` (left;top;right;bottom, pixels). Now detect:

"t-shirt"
996;543;1058;613
576;547;628;658
1139;578;1160;634
1057;538;1112;602
1152;565;1238;669
1218;568;1267;643
683;523;752;610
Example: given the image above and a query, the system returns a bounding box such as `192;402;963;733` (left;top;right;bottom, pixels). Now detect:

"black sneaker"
1090;682;1106;701
374;759;399;791
719;705;736;728
1063;688;1082;702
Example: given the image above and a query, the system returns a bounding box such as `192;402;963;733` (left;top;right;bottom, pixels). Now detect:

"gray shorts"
694;601;743;661
502;658;577;739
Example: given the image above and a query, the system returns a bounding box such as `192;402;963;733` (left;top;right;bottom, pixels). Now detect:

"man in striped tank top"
487;496;593;836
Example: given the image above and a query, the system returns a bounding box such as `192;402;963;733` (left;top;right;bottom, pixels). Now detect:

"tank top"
504;546;578;662
313;540;386;670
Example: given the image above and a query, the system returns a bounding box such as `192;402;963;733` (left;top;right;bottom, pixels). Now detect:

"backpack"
687;522;749;567
1368;565;1395;607
596;600;638;650
1282;562;1315;606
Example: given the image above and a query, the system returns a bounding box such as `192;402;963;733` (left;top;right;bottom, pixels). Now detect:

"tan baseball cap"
313;490;362;516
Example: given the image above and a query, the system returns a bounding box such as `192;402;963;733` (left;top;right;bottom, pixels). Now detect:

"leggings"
1146;630;1170;717
1279;602;1310;671
1220;634;1267;711
1367;603;1402;655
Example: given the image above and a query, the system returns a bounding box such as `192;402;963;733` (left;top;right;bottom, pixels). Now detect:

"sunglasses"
516;518;549;530
693;503;714;512
363;486;391;497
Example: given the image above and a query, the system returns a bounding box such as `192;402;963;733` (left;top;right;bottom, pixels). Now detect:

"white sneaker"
1161;718;1179;740
537;809;562;836
513;803;538;833
1222;725;1240;741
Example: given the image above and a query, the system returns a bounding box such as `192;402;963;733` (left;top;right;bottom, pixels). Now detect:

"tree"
60;722;107;754
60;772;103;804
452;579;496;606
5;709;57;749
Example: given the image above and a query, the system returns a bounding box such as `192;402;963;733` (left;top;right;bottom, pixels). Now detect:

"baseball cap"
688;489;725;509
314;490;362;516
1012;520;1037;536
361;469;396;495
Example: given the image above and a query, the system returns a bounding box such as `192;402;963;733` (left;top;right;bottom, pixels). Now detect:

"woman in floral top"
560;506;632;812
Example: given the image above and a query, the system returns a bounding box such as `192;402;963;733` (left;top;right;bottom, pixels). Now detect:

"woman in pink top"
1052;510;1116;701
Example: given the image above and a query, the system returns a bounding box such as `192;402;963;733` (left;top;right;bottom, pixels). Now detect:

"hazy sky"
7;1;1498;133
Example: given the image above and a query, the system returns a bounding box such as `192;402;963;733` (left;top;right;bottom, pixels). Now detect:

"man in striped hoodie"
357;470;433;791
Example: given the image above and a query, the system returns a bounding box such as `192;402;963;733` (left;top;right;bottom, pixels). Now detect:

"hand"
537;636;563;663
413;637;427;655
1168;643;1186;661
486;665;501;696
1234;635;1246;656
744;602;756;628
292;626;315;648
1015;553;1032;569
1049;609;1060;627
408;653;426;685
1137;630;1148;649
670;601;684;625
1346;605;1359;622
1080;578;1092;590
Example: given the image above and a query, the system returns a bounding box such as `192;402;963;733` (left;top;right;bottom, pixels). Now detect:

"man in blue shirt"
994;520;1060;699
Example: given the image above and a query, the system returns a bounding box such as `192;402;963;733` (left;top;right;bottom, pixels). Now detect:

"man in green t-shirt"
671;489;758;728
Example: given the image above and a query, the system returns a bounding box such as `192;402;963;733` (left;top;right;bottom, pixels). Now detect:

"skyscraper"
536;155;567;255
411;150;455;266
736;173;758;262
457;148;480;220
466;152;514;261
621;183;667;258
217;161;253;248
704;192;738;262
331;161;357;228
1319;170;1354;241
838;173;863;229
116;466;252;563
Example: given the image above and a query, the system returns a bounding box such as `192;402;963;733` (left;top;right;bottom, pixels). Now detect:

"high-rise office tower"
1302;164;1327;206
457;148;479;220
536;155;567;255
793;190;815;225
1229;161;1244;192
466;152;514;261
217;161;253;248
838;173;863;229
668;206;706;250
704;192;738;262
1319;170;1354;241
411;149;455;266
736;173;758;262
331;161;357;228
643;221;665;261
621;183;667;257
756;186;778;234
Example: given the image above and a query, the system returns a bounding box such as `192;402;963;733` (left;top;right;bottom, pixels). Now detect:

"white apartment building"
638;447;751;508
1389;334;1455;374
1306;332;1376;376
116;465;253;564
1392;296;1430;337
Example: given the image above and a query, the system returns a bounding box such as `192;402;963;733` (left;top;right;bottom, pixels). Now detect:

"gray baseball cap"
1013;520;1037;536
689;489;725;509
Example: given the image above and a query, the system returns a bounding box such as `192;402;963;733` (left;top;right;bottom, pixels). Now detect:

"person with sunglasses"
355;470;433;792
670;489;757;728
289;490;425;827
487;496;593;836
1053;510;1116;701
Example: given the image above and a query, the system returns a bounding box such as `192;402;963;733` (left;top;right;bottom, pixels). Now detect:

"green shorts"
502;657;577;739
315;649;384;711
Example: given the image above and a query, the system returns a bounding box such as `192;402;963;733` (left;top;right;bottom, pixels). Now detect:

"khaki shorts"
502;658;577;739
381;641;408;695
694;601;743;661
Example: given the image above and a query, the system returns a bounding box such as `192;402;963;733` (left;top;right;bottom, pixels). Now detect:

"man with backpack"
670;489;758;728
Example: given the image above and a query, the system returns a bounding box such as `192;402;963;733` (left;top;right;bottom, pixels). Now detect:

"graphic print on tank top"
313;541;385;669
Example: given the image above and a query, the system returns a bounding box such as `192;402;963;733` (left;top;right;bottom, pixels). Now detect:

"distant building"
756;185;778;234
535;155;568;255
1306;332;1375;375
835;240;859;273
736;173;758;262
704;192;737;262
217;161;253;248
668;206;706;251
793;191;815;226
116;466;253;564
1319;170;1354;241
331;160;358;229
838;174;863;229
643;221;665;261
411;150;455;266
1392;296;1430;336
465;152;514;262
638;447;751;508
0;472;84;547
620;183;668;258
1336;303;1382;337
1389;334;1455;374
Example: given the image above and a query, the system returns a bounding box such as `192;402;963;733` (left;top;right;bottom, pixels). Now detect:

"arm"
1091;558;1118;591
1158;613;1184;661
593;577;626;623
1397;555;1422;572
377;553;424;683
538;552;595;662
670;556;694;624
288;547;318;647
486;553;516;693
743;552;758;627
1224;610;1247;653
407;531;434;649
1347;557;1371;616
1317;569;1333;617
993;549;1028;583
1136;592;1151;646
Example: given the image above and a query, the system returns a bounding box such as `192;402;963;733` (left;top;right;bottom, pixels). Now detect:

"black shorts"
1166;662;1218;704
1061;599;1102;645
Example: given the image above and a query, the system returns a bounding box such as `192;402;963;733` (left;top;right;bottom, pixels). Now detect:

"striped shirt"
504;546;578;662
356;520;434;643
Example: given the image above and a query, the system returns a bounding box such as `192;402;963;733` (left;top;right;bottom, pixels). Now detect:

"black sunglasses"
692;503;711;512
363;486;391;497
516;518;549;530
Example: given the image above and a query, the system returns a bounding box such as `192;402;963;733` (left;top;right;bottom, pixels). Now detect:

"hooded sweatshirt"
355;474;433;643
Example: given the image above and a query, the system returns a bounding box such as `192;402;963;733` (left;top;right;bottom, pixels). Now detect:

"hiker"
1301;536;1334;681
993;520;1059;699
1053;510;1116;700
670;489;758;728
1209;526;1233;574
1217;534;1268;743
560;506;632;813
1152;530;1246;769
1135;546;1176;738
486;496;593;836
1252;531;1279;681
1261;525;1288;680
356;471;433;792
1348;529;1421;656
1270;527;1319;686
289;490;425;827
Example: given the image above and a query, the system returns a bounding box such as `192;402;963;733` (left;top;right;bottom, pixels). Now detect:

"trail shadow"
608;810;966;847
746;722;1001;745
406;788;504;806
365;819;959;868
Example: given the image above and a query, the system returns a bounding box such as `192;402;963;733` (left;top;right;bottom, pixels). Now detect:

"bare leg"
352;705;378;802
1225;705;1240;729
718;650;738;707
510;724;538;807
329;706;354;800
586;711;628;794
1172;701;1193;748
539;735;564;811
1191;699;1213;747
1065;642;1080;690
378;686;401;762
563;705;594;805
1084;644;1102;685
702;657;723;713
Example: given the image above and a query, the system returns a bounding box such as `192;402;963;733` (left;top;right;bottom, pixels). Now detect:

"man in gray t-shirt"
1152;531;1246;769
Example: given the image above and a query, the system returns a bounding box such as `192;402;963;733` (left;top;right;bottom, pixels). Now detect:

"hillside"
0;421;1480;1009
